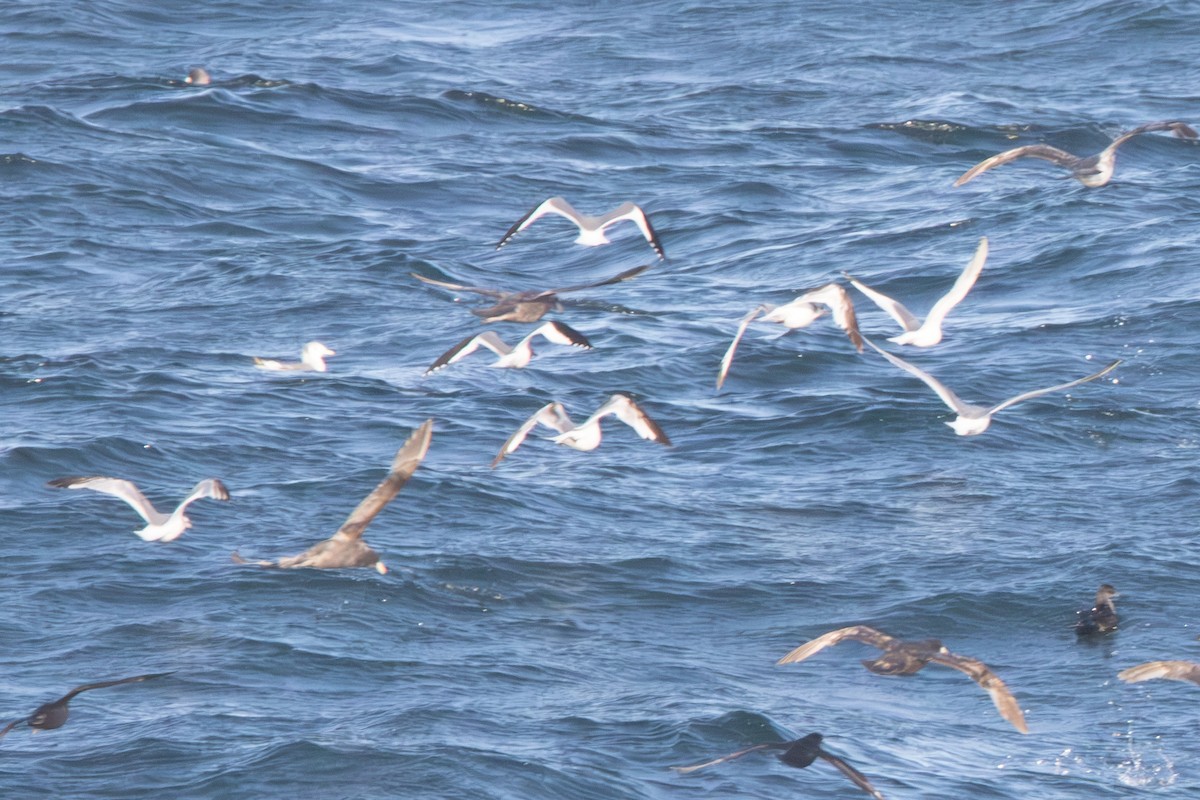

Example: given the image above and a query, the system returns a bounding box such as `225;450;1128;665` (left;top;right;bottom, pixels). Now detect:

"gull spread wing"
671;743;780;773
777;625;899;664
592;394;672;445
864;338;973;416
817;749;887;800
1112;120;1199;148
492;402;575;467
985;359;1119;417
843;271;921;333
0;720;20;739
58;672;174;703
798;283;864;352
1118;660;1200;685
530;321;594;350
928;651;1028;733
410;272;506;299
178;479;230;512
426;331;512;374
48;476;164;524
333;419;433;541
717;305;769;389
602;202;666;259
547;263;651;294
920;236;988;333
496;196;579;249
954;144;1081;186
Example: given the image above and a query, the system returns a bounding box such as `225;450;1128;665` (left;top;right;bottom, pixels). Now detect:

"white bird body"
845;236;988;348
492;394;670;466
865;338;1119;436
424;321;593;374
254;341;336;372
496;197;665;259
49;476;230;541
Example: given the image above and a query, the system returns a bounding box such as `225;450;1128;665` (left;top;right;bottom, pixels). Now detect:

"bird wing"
1112;120;1199;147
594;394;672;445
48;476;163;524
798;283;863;352
986;359;1119;417
1118;660;1200;685
818;750;887;800
929;651;1028;734
546;264;651;294
530;321;594;350
60;672;174;702
0;719;22;739
492;403;574;467
777;625;898;665
671;743;781;773
496;196;576;249
954;144;1081;186
864;338;972;415
332;419;433;541
842;271;921;333
921;236;988;332
178;478;230;513
717;305;768;389
603;202;666;259
425;332;511;374
409;272;506;298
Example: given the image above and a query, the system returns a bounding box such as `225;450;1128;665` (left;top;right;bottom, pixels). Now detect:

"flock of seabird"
13;97;1199;799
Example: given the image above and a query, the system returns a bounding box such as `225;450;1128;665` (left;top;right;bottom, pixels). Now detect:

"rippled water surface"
2;1;1200;798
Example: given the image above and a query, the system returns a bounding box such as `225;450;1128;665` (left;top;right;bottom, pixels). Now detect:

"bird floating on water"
717;283;863;389
48;476;230;542
1074;584;1119;636
673;732;886;799
954;120;1198;188
492;393;670;467
412;264;649;323
0;673;172;740
777;624;1028;733
425;321;593;374
185;67;211;86
1118;660;1200;686
865;337;1119;436
253;341;336;372
843;236;987;347
496;197;665;259
232;419;432;574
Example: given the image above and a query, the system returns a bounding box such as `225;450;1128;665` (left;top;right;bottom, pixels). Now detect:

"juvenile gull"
716;283;863;390
777;625;1028;733
865;337;1119;436
253;341;336;372
1118;660;1200;686
492;393;670;467
843;236;988;347
673;732;886;799
232;419;432;574
48;476;230;542
413;264;649;323
425;321;593;375
0;673;172;740
1075;584;1119;636
496;197;665;259
954;121;1197;188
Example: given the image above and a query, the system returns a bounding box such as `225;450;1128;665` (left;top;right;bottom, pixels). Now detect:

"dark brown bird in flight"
0;672;172;739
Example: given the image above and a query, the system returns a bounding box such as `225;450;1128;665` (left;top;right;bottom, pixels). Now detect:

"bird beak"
375;561;388;575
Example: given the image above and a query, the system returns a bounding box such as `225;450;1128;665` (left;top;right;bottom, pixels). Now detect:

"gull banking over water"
717;283;863;389
0;673;173;740
253;341;336;372
496;197;665;259
865;338;1119;436
232;419;432;574
48;476;230;541
777;625;1028;734
954;120;1197;188
843;236;987;347
412;264;649;324
424;321;593;374
492;393;670;467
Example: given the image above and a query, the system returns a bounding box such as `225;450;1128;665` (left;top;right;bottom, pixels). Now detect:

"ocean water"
2;1;1199;797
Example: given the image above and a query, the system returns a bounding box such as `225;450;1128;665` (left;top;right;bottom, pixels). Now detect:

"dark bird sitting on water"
1118;660;1200;686
0;672;172;740
777;625;1028;733
232;419;432;574
954;120;1198;188
1074;584;1118;636
411;264;649;323
673;732;886;799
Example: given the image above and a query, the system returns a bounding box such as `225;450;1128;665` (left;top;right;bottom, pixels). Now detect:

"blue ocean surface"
2;1;1199;797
